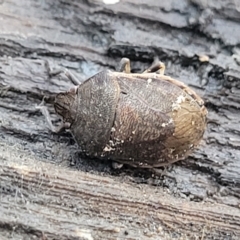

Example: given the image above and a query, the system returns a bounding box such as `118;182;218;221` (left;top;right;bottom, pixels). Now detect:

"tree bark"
0;0;240;239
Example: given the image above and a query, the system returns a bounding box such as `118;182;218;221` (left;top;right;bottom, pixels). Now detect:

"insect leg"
118;58;131;73
45;61;81;86
36;97;69;133
143;61;165;75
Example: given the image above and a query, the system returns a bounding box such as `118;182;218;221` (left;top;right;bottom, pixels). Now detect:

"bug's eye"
54;102;66;114
54;92;76;119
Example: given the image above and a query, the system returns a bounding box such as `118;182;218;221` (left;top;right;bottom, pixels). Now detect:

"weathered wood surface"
0;0;240;239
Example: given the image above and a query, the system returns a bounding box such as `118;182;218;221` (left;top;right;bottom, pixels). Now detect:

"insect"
38;58;207;168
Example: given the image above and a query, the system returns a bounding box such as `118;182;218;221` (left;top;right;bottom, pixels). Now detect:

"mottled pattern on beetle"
70;71;120;155
102;72;206;167
64;70;206;168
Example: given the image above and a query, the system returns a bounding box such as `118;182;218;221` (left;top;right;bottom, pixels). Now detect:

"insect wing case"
107;72;206;168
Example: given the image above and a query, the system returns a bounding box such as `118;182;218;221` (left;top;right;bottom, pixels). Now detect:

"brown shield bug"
38;58;207;168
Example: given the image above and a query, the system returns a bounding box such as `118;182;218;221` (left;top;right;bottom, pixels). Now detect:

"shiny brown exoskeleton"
38;58;207;168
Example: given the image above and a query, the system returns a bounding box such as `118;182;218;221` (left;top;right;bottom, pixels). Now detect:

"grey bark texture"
0;0;240;239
